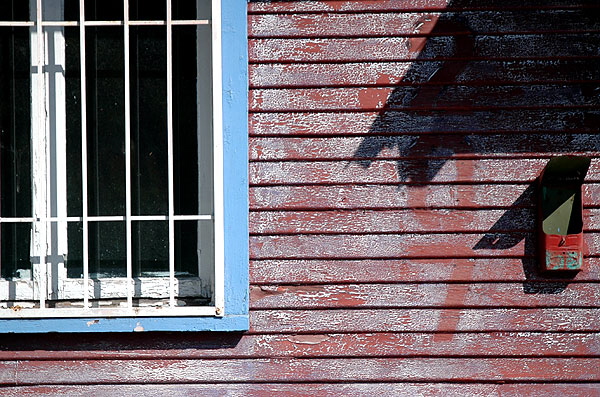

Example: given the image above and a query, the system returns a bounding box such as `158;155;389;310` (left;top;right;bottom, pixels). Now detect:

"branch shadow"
352;0;597;293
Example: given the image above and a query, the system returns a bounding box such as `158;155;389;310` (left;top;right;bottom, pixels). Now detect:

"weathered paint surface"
2;0;599;394
2;384;600;397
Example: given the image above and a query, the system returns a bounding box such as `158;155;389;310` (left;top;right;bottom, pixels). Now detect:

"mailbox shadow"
473;182;574;294
352;0;596;293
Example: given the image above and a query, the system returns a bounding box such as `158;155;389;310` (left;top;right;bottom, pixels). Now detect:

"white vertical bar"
79;0;90;308
124;0;133;308
32;0;48;310
166;0;176;307
46;0;68;301
211;0;224;313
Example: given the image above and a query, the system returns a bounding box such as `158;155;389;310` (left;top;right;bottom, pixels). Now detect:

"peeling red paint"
4;0;600;391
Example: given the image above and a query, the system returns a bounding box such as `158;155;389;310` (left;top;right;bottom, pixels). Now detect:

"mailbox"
539;155;591;272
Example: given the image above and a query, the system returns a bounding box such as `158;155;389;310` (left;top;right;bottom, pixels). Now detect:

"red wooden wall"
1;0;599;395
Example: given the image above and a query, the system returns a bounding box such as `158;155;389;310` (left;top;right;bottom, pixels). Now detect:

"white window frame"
0;0;248;331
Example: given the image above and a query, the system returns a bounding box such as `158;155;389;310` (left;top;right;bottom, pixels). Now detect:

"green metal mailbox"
539;156;591;272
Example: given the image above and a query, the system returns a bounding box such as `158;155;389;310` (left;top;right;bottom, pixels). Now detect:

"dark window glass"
130;26;168;216
0;0;29;22
85;26;126;217
0;25;31;279
85;0;123;21
130;0;166;21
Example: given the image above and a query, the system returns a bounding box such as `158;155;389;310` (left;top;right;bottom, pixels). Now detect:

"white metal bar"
0;22;34;27
87;216;126;222
173;214;214;221
212;0;225;314
0;19;211;28
166;0;176;308
171;20;211;25
0;218;35;223
124;0;133;309
35;20;211;27
0;215;213;223
84;21;123;26
41;21;78;27
79;0;90;309
45;0;68;302
34;0;47;310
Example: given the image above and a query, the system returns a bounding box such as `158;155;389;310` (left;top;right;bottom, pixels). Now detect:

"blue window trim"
0;0;248;333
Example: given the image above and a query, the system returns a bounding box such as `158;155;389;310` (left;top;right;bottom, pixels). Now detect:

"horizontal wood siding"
1;0;599;394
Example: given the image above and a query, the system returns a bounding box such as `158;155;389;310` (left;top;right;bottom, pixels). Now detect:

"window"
0;0;248;332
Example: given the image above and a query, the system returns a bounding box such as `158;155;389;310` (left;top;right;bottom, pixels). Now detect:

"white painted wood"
79;0;90;309
211;0;224;314
31;0;48;309
0;305;216;318
195;0;219;306
41;0;68;302
59;277;204;300
167;0;176;308
123;0;133;309
0;280;35;301
0;277;204;300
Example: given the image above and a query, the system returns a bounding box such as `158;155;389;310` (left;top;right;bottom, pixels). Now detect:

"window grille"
0;0;225;318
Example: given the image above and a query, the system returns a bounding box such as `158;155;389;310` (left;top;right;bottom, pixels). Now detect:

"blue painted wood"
221;0;250;328
0;315;248;333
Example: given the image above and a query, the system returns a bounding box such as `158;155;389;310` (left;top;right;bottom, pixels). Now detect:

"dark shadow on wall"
0;331;244;352
473;182;573;293
351;0;599;293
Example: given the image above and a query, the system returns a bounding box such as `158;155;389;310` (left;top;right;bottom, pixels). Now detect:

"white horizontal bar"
0;215;213;223
171;215;213;221
0;21;34;27
131;215;213;221
171;20;210;25
84;21;123;26
0;218;34;223
87;216;124;222
0;305;217;318
1;19;211;27
41;21;78;26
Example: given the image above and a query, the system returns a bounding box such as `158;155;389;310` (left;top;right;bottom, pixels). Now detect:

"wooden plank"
250;208;536;234
249;35;600;62
0;358;600;385
250;283;600;309
250;233;600;259
248;0;600;13
249;11;600;38
250;308;600;333
1;358;600;384
249;135;600;161
249;110;600;136
249;85;599;112
250;184;600;210
3;384;600;397
0;332;597;360
250;258;600;283
249;209;600;234
249;59;600;88
249;158;600;185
